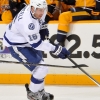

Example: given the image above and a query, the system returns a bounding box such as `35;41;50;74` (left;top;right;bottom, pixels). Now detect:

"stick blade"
73;64;88;68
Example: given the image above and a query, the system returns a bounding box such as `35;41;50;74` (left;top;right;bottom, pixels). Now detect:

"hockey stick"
0;60;87;68
67;57;100;87
48;38;100;86
48;38;90;67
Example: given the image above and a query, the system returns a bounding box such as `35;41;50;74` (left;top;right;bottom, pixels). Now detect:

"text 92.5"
42;34;100;59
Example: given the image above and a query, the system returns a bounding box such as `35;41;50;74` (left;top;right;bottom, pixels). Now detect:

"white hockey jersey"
3;5;55;52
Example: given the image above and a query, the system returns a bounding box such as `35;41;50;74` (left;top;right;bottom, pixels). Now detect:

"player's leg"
8;46;54;100
8;46;43;71
25;60;54;100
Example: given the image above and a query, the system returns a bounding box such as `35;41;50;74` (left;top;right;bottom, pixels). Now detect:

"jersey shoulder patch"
28;23;35;30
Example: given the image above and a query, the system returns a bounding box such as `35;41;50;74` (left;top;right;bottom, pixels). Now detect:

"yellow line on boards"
0;74;100;85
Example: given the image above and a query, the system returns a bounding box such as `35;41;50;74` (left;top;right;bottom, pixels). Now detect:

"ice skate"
39;89;54;100
25;83;54;100
25;83;42;100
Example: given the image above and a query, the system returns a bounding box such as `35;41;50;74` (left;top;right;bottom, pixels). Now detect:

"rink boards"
0;20;100;85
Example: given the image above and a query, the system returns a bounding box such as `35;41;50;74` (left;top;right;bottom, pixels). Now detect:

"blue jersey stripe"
31;39;42;48
31;75;44;84
4;32;28;45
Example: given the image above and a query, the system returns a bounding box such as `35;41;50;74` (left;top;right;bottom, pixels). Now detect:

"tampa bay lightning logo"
28;23;35;30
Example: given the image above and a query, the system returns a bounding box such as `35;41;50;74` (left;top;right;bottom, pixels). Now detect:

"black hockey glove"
56;30;67;46
39;22;49;41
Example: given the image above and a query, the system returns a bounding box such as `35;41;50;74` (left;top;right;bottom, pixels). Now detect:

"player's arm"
21;21;55;51
22;22;70;59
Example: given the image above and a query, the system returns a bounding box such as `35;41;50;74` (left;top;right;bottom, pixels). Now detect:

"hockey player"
3;0;70;100
56;0;96;44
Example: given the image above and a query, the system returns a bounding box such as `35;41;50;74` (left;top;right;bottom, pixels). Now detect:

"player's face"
31;7;45;19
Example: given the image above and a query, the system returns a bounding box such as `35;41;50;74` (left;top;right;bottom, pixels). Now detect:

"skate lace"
28;91;42;100
39;89;50;100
